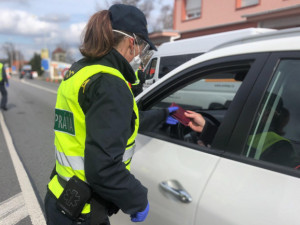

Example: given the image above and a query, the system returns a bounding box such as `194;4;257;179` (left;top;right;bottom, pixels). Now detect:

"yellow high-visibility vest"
0;63;3;82
48;64;139;214
131;70;140;86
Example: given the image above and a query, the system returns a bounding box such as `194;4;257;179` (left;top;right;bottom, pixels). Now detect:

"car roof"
152;28;274;57
138;27;300;100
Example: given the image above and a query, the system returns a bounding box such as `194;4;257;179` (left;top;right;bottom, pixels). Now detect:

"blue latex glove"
130;202;150;222
168;106;179;114
6;82;9;88
166;106;179;125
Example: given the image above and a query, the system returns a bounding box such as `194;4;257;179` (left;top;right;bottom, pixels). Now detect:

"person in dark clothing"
44;4;176;225
183;101;295;167
0;63;8;111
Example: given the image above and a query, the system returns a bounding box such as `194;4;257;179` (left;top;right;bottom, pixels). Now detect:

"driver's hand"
184;111;206;133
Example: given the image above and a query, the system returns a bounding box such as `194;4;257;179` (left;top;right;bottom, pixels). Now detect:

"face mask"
130;55;141;72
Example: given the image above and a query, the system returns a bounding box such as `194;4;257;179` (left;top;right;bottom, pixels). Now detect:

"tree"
160;5;173;30
95;0;173;33
29;53;43;76
2;42;15;67
96;0;154;27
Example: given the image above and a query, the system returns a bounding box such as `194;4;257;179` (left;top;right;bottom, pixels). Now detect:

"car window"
243;60;300;169
162;75;240;110
145;58;157;80
145;62;252;146
158;53;201;78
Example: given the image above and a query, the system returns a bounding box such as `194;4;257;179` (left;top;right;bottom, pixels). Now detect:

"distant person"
0;62;8;111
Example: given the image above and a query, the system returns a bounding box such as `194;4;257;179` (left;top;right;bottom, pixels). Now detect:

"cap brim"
145;37;157;51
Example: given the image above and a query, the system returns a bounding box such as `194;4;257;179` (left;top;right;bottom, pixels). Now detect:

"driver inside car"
181;97;296;168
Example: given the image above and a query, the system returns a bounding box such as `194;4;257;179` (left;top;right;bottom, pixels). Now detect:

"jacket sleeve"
83;75;148;215
139;109;168;132
2;67;8;83
197;120;219;146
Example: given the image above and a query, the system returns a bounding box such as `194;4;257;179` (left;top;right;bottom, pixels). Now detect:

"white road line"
0;193;28;225
0;112;46;225
20;79;57;94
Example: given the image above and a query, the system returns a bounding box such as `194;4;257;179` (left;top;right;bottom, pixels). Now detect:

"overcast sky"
0;0;173;61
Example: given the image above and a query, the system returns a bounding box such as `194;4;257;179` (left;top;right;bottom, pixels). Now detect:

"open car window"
141;60;253;147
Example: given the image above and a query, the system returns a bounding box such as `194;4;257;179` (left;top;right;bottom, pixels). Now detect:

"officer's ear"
128;37;135;55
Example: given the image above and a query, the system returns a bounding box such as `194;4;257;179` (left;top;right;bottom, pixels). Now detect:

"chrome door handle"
159;180;192;203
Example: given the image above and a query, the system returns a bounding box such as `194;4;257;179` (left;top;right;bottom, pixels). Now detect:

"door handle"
159;180;192;203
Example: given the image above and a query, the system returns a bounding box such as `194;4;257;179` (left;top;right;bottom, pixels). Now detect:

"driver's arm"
184;111;219;146
197;120;219;146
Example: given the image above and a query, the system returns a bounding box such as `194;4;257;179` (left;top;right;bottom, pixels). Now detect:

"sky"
0;0;173;62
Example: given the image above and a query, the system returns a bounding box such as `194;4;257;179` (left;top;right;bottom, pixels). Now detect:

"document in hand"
170;102;191;126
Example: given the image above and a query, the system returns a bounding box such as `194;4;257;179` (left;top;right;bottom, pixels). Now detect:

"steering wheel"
173;111;221;142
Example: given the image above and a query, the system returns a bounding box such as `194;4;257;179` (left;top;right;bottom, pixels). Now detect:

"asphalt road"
0;76;60;224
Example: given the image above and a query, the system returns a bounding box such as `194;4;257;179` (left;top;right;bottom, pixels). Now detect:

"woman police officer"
44;4;174;225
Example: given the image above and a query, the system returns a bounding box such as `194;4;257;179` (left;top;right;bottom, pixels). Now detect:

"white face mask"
112;30;144;71
130;55;141;72
129;37;142;72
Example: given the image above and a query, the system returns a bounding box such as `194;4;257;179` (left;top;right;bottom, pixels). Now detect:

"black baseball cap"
109;4;157;51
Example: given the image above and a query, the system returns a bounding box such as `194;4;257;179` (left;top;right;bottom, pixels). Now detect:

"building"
149;30;180;46
172;0;300;39
52;47;66;62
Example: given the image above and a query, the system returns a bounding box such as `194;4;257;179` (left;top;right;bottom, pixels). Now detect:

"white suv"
111;27;300;225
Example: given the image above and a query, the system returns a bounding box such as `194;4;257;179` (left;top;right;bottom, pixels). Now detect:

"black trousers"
44;191;111;225
0;84;7;108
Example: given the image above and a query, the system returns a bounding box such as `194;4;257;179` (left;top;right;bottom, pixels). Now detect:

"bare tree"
160;5;173;30
2;42;15;67
94;0;172;32
111;0;141;5
139;0;154;18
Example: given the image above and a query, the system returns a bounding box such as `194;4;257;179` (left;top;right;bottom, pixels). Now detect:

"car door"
195;52;300;225
110;53;269;225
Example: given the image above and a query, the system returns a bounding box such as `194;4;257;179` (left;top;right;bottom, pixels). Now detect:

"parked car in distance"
20;64;33;79
111;27;300;225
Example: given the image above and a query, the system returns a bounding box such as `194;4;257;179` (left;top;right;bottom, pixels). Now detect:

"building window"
186;0;201;19
236;0;259;8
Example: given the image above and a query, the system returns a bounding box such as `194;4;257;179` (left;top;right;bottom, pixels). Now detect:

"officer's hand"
166;106;179;125
130;202;149;222
6;82;9;88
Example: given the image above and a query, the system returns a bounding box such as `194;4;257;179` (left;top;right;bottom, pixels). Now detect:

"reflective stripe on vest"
48;64;139;214
131;70;140;86
0;63;3;82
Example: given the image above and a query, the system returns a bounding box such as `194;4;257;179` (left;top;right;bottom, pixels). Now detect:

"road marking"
20;79;57;94
0;111;46;225
0;193;28;225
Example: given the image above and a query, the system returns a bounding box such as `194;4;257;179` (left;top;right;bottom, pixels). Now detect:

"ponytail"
80;10;114;59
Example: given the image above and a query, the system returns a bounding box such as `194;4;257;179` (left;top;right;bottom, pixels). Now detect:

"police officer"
0;62;8;111
44;4;176;225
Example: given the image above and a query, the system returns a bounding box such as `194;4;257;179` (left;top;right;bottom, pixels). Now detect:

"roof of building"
52;47;66;54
